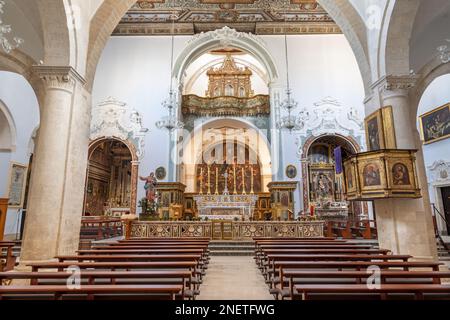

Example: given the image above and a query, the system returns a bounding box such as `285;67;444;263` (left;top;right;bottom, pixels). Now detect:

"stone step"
210;250;254;256
209;246;254;251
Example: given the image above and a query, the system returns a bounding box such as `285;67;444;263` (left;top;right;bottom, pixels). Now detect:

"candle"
242;167;246;194
250;166;254;194
199;167;203;194
215;167;219;195
207;165;211;195
233;165;237;194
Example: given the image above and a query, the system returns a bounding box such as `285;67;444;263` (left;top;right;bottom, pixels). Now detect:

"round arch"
0;99;17;151
302;133;361;157
173;27;279;86
381;0;421;76
86;137;139;215
412;60;450;119
180;118;272;192
301;133;361;209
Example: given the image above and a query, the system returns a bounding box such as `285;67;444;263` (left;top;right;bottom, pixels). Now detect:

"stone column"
268;82;283;181
370;75;437;260
130;161;139;215
20;66;90;263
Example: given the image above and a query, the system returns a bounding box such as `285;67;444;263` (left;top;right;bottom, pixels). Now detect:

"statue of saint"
139;172;157;202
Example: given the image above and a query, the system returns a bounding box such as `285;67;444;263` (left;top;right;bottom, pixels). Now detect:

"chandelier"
276;30;301;132
437;40;450;64
155;12;184;132
0;1;23;54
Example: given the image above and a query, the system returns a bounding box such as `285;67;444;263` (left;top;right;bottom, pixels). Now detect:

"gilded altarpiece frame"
85;137;139;216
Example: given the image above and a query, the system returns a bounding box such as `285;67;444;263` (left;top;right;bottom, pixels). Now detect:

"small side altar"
194;194;258;221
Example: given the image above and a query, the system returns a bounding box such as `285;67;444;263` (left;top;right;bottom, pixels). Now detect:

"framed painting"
344;161;356;193
155;166;167;181
365;109;385;151
6;162;29;208
285;165;297;179
419;103;450;144
381;106;397;149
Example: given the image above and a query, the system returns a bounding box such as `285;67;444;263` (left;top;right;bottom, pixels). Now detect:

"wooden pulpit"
0;198;8;241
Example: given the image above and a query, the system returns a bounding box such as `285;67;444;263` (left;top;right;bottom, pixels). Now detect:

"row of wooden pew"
0;238;210;300
325;220;377;239
254;237;450;300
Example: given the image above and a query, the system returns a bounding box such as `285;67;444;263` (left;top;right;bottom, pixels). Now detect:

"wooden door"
441;187;450;236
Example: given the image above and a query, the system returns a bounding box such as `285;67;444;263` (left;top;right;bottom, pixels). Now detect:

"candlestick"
250;166;254;194
199;167;203;195
233;165;237;194
242;167;246;195
207;165;211;195
215;167;219;195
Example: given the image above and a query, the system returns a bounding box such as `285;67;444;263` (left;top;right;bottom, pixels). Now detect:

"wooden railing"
80;217;123;240
124;221;325;240
325;220;377;239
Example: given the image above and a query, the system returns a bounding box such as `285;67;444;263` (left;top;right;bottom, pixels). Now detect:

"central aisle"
197;256;274;300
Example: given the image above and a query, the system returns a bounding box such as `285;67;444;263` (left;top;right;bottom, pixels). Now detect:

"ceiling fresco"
113;0;340;35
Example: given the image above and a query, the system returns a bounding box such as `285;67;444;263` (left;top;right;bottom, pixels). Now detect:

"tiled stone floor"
197;256;274;300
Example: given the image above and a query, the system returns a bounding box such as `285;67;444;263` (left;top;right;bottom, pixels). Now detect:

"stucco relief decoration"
294;97;365;158
428;160;450;183
90;97;149;160
188;26;267;49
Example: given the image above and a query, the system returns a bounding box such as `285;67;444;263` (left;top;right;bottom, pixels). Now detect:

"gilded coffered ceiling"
113;0;340;36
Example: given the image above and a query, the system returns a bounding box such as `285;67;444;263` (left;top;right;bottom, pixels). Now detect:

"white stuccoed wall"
0;33;373;236
92;34;366;214
0;71;40;238
417;74;450;218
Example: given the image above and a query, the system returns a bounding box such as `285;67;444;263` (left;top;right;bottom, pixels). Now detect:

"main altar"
194;194;258;221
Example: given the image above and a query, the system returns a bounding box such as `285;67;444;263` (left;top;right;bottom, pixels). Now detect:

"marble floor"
197;256;274;300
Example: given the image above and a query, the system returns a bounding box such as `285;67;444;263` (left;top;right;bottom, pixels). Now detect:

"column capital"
33;66;86;92
371;74;420;99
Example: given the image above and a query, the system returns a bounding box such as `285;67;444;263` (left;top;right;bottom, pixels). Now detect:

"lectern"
0;198;8;241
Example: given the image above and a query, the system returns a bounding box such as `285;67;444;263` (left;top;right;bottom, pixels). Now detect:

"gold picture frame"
381;106;397;149
419;102;450;145
365;109;385;151
6;162;29;209
364;106;397;151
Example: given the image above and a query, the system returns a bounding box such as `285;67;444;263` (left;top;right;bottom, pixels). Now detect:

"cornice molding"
371;74;420;92
32;66;86;91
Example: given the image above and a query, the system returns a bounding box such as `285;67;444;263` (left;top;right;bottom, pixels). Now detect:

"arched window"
225;84;233;96
239;87;245;97
214;86;220;97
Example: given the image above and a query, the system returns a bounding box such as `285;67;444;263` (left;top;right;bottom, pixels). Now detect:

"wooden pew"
255;244;376;265
350;220;377;239
28;261;199;273
0;284;183;300
277;270;450;299
78;249;205;255
293;283;450;300
264;254;412;283
80;218;122;240
0;241;16;271
78;249;210;268
0;270;195;300
27;260;207;282
56;254;202;262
